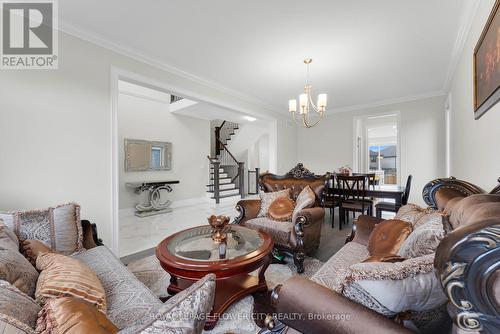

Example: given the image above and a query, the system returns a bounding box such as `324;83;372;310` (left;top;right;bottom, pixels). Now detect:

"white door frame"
109;66;278;255
353;111;402;185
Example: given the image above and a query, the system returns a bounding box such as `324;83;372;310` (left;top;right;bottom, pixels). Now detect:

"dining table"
324;180;406;212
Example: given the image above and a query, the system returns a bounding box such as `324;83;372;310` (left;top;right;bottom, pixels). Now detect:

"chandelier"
288;58;327;128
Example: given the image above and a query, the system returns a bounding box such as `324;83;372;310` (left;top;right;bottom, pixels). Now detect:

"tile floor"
119;196;249;257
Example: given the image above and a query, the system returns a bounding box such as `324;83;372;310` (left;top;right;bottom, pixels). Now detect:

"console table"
125;180;180;217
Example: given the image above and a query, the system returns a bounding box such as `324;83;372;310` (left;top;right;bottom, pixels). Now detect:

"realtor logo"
1;0;58;69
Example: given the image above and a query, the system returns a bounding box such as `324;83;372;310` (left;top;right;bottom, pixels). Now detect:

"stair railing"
208;121;245;203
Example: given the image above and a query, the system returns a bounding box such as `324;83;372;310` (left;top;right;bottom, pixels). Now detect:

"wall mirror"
125;139;172;172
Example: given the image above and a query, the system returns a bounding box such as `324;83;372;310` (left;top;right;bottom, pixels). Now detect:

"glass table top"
166;225;264;262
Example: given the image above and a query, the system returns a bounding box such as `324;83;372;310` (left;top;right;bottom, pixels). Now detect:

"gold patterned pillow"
35;252;107;313
394;204;428;225
257;189;291;217
0;203;83;255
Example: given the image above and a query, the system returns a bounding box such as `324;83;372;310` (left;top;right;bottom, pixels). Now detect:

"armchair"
262;177;500;334
235;163;328;273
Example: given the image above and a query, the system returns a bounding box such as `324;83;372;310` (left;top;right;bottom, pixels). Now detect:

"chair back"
401;175;412;205
352;172;376;189
259;163;329;205
335;174;367;202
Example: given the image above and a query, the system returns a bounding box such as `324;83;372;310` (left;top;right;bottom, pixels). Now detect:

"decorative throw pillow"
367;219;413;256
344;254;447;314
0;221;39;297
362;254;406;263
36;252;107;313
0;280;41;333
0;203;83;255
398;216;445;258
267;197;295;221
36;297;118;334
21;240;52;266
257;189;291;217
121;273;216;334
394;204;428;225
0;219;19;251
292;186;316;223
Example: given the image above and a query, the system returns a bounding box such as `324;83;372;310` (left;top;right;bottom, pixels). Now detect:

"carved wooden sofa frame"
234;163;329;273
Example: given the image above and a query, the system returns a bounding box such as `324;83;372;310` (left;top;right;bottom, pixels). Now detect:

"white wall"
297;96;446;205
0;32;295;249
118;92;209;210
448;0;500;192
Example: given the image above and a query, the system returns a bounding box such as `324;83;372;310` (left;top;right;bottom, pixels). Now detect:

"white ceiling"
60;0;469;113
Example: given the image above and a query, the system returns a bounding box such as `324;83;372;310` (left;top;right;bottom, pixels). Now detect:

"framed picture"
474;0;500;119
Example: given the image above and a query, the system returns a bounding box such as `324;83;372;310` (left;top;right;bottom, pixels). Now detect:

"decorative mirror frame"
124;139;172;172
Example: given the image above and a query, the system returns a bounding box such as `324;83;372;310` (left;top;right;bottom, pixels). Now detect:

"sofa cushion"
0;203;83;255
0;280;41;332
120;274;215;334
394;204;428;225
36;252;107;313
398;214;445;258
448;194;500;229
36;297;118;334
268;197;295;222
367;219;412;256
244;217;294;247
72;246;163;330
257;189;291;217
311;241;369;291
291;186;316;223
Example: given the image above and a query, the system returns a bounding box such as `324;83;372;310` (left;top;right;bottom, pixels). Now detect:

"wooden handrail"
215;137;239;165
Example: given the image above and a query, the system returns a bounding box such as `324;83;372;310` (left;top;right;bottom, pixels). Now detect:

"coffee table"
156;225;273;329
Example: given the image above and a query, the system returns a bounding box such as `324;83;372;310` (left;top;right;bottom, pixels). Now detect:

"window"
151;146;163;169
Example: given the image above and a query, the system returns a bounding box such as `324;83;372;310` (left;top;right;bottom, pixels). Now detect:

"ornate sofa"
262;177;500;334
235;163;328;273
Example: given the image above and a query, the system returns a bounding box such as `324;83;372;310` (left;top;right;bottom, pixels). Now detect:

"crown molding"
58;20;283;117
327;90;446;115
442;0;481;92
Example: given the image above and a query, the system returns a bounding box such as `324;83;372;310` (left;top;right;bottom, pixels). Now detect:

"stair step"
210;173;228;178
210;193;241;200
206;187;239;194
210;168;224;173
206;183;235;189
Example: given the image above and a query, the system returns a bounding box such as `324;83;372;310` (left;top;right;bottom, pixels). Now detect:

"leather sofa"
262;177;500;334
235;163;328;273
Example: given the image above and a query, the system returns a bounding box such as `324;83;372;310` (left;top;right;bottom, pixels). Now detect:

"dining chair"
321;174;338;228
375;175;413;218
335;174;371;230
352;172;376;189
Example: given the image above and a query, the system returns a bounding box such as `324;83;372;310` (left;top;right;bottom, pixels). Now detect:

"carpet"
127;255;324;334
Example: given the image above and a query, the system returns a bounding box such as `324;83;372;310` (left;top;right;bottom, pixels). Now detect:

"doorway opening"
110;69;278;257
354;113;401;187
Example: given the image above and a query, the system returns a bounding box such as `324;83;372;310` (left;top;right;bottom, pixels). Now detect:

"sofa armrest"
293;207;324;227
349;215;384;246
235;199;261;224
271;277;411;334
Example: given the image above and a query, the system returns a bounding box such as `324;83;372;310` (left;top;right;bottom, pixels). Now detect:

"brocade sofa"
262;177;500;334
0;205;214;333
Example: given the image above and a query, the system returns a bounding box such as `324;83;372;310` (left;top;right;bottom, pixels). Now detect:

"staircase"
207;121;244;203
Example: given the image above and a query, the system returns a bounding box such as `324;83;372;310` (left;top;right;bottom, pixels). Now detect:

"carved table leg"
259;253;272;284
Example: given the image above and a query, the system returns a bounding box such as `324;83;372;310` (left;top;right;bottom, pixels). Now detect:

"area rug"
127;255;323;334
